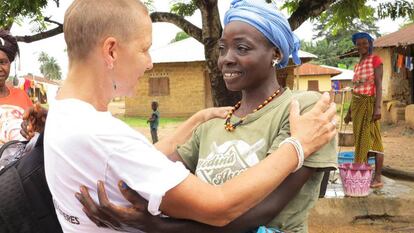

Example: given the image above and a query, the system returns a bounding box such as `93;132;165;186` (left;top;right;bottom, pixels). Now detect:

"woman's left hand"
197;106;233;122
372;108;381;122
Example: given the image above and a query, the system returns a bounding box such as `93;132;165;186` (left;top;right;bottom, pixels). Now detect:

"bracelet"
279;137;304;172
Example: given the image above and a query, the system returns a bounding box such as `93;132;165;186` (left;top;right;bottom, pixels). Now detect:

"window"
308;80;319;91
149;77;169;96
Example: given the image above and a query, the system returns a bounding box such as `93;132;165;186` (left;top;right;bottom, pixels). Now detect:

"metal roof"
294;63;341;76
374;23;414;48
323;66;354;81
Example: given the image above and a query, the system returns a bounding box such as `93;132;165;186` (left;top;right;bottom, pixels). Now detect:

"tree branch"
16;25;63;43
288;0;338;30
16;11;202;44
44;17;63;27
150;12;202;43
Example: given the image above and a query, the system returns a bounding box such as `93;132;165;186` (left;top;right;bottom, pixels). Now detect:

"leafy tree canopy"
170;31;190;43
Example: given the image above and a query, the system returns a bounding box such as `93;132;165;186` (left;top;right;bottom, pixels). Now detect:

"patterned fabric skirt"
351;93;384;163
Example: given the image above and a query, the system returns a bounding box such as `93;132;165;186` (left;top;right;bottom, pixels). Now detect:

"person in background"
0;29;33;145
147;100;159;143
344;32;384;189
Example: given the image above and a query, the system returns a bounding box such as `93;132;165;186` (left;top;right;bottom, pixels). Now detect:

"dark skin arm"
20;103;48;140
77;166;315;233
147;113;158;124
344;99;352;124
372;64;383;122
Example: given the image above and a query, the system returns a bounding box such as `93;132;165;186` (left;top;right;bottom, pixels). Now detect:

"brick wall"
125;61;208;117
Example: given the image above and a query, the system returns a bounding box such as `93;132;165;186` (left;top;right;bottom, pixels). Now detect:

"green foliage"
38;51;62;80
378;0;414;20
0;0;58;29
316;0;375;35
302;9;381;68
170;31;190;43
337;102;350;114
281;0;301;14
301;40;358;68
170;0;198;16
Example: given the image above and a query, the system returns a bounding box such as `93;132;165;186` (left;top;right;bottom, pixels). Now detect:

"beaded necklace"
224;88;281;132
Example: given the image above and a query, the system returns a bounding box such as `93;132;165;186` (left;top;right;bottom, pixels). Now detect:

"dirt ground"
381;122;414;173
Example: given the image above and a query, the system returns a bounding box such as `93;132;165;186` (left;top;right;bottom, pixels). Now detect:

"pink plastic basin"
339;163;373;197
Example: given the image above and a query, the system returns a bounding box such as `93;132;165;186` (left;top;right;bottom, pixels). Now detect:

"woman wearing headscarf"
0;29;33;145
344;32;384;188
77;1;337;232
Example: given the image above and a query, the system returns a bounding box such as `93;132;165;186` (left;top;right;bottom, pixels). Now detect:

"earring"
108;63;114;70
112;79;117;90
272;58;279;67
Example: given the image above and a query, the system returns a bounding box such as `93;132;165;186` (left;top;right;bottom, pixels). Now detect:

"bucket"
338;151;375;165
338;131;354;146
339;163;373;197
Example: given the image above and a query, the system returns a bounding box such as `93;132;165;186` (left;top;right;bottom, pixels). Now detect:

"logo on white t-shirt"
196;139;265;185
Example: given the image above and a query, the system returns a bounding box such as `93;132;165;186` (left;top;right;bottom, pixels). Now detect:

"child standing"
147;100;159;143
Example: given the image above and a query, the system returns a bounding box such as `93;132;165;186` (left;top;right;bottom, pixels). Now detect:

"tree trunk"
199;1;241;106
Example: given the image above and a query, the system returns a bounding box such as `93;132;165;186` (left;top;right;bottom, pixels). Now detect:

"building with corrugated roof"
293;63;341;92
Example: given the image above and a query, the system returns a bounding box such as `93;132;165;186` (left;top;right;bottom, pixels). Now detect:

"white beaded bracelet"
279;137;304;172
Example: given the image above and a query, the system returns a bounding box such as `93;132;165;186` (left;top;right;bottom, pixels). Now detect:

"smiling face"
355;38;371;56
0;50;10;87
217;21;278;92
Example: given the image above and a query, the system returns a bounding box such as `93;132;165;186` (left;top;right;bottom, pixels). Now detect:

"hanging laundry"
405;56;413;71
396;54;405;73
392;53;398;73
331;80;340;92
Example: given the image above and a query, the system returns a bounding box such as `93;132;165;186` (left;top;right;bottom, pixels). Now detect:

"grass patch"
337;102;350;114
116;116;185;128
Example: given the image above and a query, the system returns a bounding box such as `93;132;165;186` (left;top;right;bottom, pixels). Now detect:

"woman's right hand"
289;92;337;158
344;113;352;125
196;106;234;122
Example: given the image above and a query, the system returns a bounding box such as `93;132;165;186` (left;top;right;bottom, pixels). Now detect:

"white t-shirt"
44;99;189;233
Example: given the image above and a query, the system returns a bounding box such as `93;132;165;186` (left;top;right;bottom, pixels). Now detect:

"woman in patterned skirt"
344;32;384;189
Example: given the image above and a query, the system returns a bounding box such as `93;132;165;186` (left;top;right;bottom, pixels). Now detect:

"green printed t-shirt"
177;89;337;233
